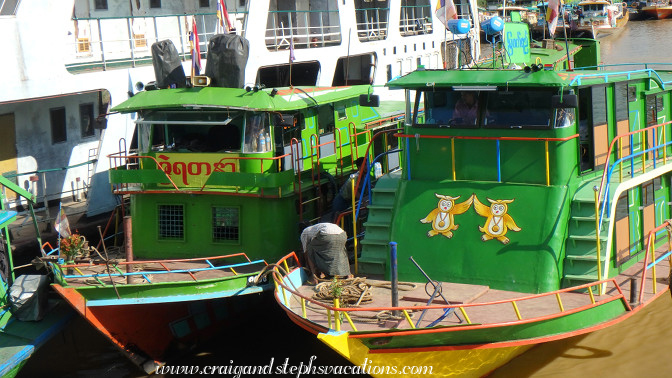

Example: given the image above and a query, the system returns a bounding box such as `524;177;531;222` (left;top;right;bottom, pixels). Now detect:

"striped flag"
546;0;562;36
189;17;201;76
54;207;71;238
289;37;296;63
216;0;231;34
435;0;458;29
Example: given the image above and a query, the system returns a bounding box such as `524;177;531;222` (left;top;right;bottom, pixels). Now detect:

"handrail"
568;68;667;90
271;254;631;333
597;120;672;226
637;220;672;304
395;132;578;184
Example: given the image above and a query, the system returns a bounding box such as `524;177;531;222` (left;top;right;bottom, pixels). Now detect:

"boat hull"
318;331;530;377
641;6;672;19
53;281;271;370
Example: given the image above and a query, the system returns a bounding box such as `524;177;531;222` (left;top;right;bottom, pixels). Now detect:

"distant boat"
573;0;629;39
640;2;672;19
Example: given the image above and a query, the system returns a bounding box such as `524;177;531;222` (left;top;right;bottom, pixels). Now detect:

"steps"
561;180;614;287
357;173;400;275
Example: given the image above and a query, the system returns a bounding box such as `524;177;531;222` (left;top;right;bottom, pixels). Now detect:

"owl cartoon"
474;196;521;244
420;193;474;238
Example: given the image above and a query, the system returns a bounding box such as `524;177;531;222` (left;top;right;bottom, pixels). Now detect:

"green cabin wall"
130;192;300;261
389;180;571;293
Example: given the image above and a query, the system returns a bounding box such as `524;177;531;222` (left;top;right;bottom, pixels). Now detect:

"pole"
351;174;358;274
390;242;399;316
124;216;135;284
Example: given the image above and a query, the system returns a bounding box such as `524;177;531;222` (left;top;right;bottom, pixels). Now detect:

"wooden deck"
282;248;670;333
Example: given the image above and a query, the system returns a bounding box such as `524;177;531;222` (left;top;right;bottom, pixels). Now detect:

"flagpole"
562;6;572;70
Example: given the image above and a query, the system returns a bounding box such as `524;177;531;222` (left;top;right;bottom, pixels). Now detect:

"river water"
17;19;672;378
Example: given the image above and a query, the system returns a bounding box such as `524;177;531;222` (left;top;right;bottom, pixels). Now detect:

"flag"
435;0;458;29
189;17;201;76
546;0;562;36
289;37;295;63
54;207;70;238
216;0;231;34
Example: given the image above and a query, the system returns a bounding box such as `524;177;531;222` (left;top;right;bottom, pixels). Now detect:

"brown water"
18;20;672;378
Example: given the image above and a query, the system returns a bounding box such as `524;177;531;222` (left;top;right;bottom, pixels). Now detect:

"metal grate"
158;204;184;240
212;207;239;242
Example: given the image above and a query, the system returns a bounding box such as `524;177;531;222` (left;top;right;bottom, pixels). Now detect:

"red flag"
546;0;562;36
190;18;201;75
435;0;458;28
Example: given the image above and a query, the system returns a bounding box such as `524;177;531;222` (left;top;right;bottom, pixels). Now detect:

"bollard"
390;242;399;317
629;278;639;307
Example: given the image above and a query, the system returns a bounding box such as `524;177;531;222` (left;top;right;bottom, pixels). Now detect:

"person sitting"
453;91;479;125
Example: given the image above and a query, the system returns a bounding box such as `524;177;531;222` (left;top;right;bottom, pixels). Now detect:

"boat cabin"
110;85;396;262
357;61;672;295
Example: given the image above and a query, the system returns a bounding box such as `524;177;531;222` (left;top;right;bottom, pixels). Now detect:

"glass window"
150;0;161;8
199;0;209;7
420;90;480;128
50;107;67;144
158;204;184;240
94;0;108;10
79;103;95;138
483;89;553;128
243;113;271;153
554;108;575;129
212;207;239;242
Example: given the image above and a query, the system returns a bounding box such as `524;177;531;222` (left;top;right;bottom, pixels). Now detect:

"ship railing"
265;10;342;51
355;7;390;41
41;246;264;286
395;133;579;185
637;220;672;305
568;69;669;90
399;4;435;36
271;252;633;333
1;158;97;221
596;120;672;227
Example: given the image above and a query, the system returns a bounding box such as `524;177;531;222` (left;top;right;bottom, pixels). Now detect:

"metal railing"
355;7;390;41
396;133;579;186
271;251;632;333
265;10;341;51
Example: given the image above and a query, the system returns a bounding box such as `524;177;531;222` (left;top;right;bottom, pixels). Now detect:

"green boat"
48;81;399;371
271;29;672;377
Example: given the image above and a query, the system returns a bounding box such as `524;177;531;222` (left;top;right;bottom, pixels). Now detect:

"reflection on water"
491;294;672;377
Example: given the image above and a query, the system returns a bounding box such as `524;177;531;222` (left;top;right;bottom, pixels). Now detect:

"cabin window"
150;0;161;9
158;204;184;240
212;207;239;242
615;83;628;121
336;105;347;120
275;112;303;171
79;103;95;138
483;89;553;129
243;113;271;153
50;107;67;144
332;53;376;86
266;0;341;51
420;90;479;128
317;105;336;157
94;0;108;10
553;108;575;129
257;61;320;87
199;0;210;7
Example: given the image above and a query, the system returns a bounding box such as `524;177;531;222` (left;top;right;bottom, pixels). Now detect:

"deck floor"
287;249;670;332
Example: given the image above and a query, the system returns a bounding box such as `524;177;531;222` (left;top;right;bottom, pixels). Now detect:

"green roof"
112;85;373;113
386;69;572;90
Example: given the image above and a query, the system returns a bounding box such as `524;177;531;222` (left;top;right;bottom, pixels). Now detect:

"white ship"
0;0;480;221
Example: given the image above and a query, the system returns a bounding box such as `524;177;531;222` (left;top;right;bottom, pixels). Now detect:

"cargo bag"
205;34;249;88
8;274;50;321
151;40;187;89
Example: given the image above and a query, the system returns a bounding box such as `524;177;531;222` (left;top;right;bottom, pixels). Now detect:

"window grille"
212;207;239;242
158;205;184;240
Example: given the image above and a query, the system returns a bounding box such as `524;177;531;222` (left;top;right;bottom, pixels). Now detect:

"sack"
205;34;250;88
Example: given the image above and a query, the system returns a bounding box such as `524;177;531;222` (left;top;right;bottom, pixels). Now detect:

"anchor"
409;256;463;328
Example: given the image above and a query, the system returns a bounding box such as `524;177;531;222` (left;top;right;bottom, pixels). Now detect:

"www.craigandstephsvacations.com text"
155;356;433;376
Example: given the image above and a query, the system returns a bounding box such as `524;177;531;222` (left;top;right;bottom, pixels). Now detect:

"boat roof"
578;0;611;5
112;85;372;113
386;69;571;89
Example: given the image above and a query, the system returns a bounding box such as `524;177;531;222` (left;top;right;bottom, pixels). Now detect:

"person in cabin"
453;91;479;125
332;157;366;220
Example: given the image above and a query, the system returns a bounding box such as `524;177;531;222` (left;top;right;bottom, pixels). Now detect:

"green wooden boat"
272;31;672;377
49;82;400;371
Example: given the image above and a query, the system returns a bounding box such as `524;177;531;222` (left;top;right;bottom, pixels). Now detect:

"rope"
313;277;372;305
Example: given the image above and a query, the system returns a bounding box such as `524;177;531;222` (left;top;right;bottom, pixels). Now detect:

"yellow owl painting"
474;196;521;244
420;193;474;238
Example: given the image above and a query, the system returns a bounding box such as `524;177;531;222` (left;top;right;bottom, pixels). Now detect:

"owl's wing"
452;195;474;215
420;208;439;223
504;214;521;231
473;195;490;217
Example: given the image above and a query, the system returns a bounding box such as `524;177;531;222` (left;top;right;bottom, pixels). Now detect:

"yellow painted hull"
318;332;532;377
